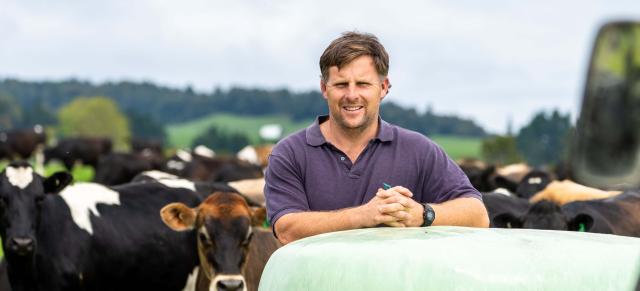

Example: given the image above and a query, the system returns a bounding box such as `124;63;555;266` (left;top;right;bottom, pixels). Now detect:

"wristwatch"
421;203;436;227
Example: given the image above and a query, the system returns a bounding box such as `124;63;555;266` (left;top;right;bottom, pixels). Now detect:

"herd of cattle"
1;125;639;290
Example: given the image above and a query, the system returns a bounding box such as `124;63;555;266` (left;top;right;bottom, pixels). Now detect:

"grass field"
430;135;482;160
167;113;314;148
167;113;482;160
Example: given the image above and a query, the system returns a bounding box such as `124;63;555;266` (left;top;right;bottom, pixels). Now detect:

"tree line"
0;79;488;138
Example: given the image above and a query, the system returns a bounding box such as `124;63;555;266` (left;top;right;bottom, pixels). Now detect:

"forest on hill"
0;79;488;138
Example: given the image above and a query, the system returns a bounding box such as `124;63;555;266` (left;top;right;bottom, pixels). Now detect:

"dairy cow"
44;137;112;170
493;191;640;237
0;161;202;291
161;191;281;291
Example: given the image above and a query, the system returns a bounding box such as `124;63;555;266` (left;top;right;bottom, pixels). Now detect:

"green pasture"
167;113;482;159
430;135;482;160
167;113;313;148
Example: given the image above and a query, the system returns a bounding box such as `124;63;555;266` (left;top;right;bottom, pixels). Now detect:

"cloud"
1;0;639;133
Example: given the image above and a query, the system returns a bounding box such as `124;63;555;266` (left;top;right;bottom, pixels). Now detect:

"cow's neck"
5;253;37;291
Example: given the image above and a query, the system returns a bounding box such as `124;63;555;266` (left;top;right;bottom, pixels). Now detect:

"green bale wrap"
259;226;640;290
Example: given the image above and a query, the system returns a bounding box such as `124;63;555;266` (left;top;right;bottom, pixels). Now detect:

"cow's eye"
35;196;44;204
0;196;8;205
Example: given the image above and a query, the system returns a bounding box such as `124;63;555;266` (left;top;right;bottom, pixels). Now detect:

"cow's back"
37;182;201;291
562;190;640;236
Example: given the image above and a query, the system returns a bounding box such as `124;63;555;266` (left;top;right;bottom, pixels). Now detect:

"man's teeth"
343;106;363;111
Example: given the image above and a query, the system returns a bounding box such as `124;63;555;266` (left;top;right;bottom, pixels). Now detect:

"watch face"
427;212;434;220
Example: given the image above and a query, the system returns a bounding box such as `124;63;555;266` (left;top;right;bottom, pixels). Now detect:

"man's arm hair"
275;209;361;245
274;194;407;245
429;196;489;228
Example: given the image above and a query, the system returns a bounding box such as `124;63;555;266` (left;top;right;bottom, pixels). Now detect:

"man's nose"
345;84;359;99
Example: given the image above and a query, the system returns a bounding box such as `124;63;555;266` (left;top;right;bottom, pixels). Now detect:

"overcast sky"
1;0;639;133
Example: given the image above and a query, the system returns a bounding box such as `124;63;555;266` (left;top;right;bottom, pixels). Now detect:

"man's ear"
492;212;523;229
568;213;594;232
380;77;390;100
43;172;73;194
320;80;328;100
160;203;197;231
250;206;267;227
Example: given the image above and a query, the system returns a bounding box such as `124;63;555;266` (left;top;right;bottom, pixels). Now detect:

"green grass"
430;135;482;160
167;113;313;148
0;161;95;183
166;112;482;160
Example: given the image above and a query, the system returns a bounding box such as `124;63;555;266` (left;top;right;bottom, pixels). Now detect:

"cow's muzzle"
8;236;35;256
212;274;246;291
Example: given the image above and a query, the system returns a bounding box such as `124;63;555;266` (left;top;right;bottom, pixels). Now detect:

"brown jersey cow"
161;192;280;291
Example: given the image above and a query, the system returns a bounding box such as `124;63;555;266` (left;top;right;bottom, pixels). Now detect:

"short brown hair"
319;31;390;83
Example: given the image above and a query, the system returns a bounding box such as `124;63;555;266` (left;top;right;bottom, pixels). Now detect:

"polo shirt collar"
305;115;394;146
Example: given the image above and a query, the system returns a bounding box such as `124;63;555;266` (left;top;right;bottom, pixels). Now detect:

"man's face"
321;55;389;132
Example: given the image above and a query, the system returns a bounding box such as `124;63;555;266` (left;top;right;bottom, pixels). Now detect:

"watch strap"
421;203;435;227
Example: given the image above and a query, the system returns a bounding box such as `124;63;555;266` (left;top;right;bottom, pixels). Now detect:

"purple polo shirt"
264;115;481;226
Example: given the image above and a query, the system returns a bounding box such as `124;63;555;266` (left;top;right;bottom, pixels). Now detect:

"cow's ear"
160;203;197;231
494;176;518;193
250;207;267;227
43;172;73;194
568;213;594;232
492;213;523;229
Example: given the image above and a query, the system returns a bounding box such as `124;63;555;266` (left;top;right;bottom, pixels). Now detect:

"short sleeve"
421;142;482;203
264;153;309;227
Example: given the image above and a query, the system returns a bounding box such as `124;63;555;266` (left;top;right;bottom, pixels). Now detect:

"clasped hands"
359;186;424;228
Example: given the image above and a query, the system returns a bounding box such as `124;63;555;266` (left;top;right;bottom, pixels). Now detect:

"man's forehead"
327;56;378;78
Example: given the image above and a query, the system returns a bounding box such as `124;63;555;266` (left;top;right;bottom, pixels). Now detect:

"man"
265;32;489;245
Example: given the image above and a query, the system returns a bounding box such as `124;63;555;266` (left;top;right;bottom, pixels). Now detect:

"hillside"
0;79;488;138
167;113;482;159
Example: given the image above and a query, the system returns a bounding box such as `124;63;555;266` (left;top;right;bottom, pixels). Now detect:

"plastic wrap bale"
259;226;640;291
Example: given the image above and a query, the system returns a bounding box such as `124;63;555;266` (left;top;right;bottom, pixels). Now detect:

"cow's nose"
9;237;34;255
217;279;244;291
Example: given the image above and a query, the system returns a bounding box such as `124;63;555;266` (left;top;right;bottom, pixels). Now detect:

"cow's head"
515;169;553;199
0;161;72;258
493;200;594;231
161;192;265;291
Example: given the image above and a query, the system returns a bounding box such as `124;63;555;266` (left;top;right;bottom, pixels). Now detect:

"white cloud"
1;0;639;133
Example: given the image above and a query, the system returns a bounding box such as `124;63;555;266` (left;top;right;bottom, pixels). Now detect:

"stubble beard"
331;108;375;136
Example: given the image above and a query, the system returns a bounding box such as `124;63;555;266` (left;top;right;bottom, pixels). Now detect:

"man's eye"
334;83;347;88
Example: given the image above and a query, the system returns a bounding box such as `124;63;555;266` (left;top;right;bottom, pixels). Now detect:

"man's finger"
390;186;413;197
385;210;411;221
378;202;405;214
384;221;406;227
382;195;413;208
374;214;401;224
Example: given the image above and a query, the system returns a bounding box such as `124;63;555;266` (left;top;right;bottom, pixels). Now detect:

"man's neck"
320;118;379;162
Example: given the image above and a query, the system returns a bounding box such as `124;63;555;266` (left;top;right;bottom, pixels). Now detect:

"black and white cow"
0;161;202;291
132;171;261;207
0;126;47;161
163;150;263;183
514;169;553;199
492;191;640;237
482;191;530;228
44;137;112;170
93;152;164;186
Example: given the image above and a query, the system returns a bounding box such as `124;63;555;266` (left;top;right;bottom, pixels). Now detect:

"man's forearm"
429;197;489;228
274;208;365;244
